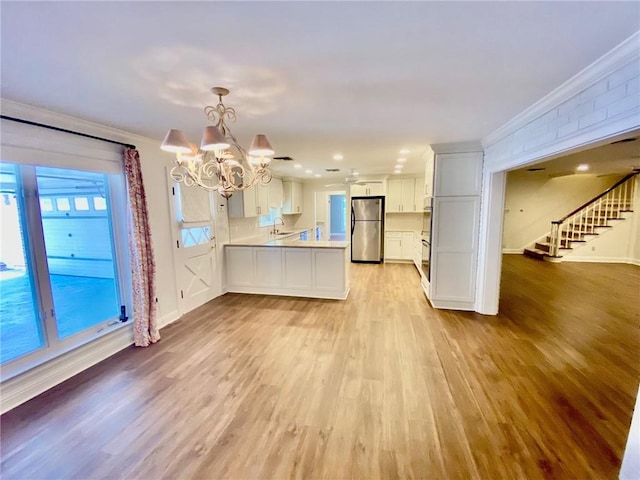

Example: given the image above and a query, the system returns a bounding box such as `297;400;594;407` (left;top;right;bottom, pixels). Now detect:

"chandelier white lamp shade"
160;87;275;198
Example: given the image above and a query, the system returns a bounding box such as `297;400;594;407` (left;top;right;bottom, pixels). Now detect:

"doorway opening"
329;194;347;241
314;190;346;241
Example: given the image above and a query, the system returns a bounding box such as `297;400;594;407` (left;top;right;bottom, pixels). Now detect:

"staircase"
524;171;638;262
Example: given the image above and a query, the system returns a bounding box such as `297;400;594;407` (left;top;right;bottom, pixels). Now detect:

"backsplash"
228;215;291;242
385;213;422;231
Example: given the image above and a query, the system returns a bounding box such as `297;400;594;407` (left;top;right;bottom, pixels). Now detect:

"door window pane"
56;198;70;211
73;197;89;211
0;164;45;363
36;167;120;339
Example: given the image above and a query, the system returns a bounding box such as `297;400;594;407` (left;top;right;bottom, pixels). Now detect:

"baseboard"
157;310;181;330
502;248;524;254
0;326;135;414
629;258;640;267
562;256;635;264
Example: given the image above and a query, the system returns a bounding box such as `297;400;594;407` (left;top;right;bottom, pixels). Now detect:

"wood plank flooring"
1;256;639;479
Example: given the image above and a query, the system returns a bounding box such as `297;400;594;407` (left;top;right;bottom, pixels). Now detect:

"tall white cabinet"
426;143;483;311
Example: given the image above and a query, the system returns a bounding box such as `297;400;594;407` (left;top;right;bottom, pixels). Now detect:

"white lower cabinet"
255;248;282;287
429;196;480;310
385;231;415;261
225;245;349;299
385;232;402;260
283;248;313;289
225;247;254;286
401;232;413;259
313;249;345;293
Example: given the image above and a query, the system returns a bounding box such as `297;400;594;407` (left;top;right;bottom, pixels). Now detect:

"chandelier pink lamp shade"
248;134;275;156
160;129;192;153
200;126;230;151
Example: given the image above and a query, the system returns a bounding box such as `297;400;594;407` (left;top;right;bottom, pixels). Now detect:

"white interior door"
175;224;216;314
169;177;218;315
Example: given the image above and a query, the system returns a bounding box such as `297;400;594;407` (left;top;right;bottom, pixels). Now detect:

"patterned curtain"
124;148;160;347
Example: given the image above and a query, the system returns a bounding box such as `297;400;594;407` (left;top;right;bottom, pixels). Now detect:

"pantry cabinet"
282;181;303;214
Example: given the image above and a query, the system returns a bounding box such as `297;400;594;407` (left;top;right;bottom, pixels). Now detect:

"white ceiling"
1;2;639;180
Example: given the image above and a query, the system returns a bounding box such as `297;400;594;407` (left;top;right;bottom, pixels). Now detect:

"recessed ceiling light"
394;170;402;174
353;171;359;176
305;169;313;174
395;164;404;169
399;149;410;154
333;154;343;161
293;163;302;169
314;173;321;177
397;157;407;163
577;164;589;171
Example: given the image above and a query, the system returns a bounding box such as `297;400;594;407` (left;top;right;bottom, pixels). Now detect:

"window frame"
0;163;133;381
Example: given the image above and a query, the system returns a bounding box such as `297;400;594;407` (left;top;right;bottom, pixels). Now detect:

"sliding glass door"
0;162;130;375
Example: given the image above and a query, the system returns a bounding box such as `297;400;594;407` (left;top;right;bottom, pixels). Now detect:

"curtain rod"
0;115;137;150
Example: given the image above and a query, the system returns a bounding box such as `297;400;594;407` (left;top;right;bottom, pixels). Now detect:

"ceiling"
1;2;639;180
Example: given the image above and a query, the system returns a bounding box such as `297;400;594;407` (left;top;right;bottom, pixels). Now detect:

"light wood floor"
1;256;639;479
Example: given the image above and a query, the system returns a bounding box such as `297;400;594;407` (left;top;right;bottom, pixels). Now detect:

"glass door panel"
0;163;45;363
35;167;120;339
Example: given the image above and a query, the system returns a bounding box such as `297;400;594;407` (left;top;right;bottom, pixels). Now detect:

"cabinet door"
292;181;303;213
401;232;414;259
430;196;480;303
386;179;402;212
434;152;482;197
385;233;402;259
424;152;435;198
226;247;255;286
401;179;415;212
367;183;385;196
268;177;283;210
283;248;312;289
350;184;367;197
227;188;257;218
413;177;424;212
254;247;282;287
256;184;269;215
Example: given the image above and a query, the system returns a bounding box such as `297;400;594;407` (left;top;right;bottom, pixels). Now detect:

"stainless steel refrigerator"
351;196;384;263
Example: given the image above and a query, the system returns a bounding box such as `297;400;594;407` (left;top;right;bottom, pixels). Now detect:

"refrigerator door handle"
351;206;355;234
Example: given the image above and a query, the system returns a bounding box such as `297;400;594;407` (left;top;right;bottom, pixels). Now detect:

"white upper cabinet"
268;177;284;210
414;177;424;211
282;180;303;214
433;152;483;197
424;148;435;198
387;177;422;212
227;181;276;218
351;182;385;197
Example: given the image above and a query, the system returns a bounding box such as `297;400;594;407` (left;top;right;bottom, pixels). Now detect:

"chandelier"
160;86;274;198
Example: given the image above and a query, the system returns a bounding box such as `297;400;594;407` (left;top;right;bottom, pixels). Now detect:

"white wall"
503;171;623;250
0;99;195;412
478;31;640;316
385;213;422;231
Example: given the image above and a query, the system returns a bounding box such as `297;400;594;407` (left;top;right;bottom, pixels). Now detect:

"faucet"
272;217;284;235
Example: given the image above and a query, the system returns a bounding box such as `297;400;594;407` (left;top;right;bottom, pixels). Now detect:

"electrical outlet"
591;246;596;251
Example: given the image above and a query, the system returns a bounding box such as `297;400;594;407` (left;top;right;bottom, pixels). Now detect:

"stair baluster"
525;170;638;261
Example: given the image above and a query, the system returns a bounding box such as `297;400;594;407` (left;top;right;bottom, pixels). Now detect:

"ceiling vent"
611;137;637;144
527;167;545;172
273;156;294;161
325;168;340;172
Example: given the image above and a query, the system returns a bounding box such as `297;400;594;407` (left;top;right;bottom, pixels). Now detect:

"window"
259;207;283;228
56;197;70;211
0;163;130;374
93;197;107;210
73;197;90;211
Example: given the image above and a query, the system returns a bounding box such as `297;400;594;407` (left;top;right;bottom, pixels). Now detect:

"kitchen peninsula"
225;231;350;300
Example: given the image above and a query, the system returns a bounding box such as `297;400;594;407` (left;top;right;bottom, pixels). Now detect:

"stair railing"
548;171;638;257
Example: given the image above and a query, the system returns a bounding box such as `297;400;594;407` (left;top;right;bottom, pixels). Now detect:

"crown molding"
0;97;155;146
482;30;640;148
430;140;483;154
